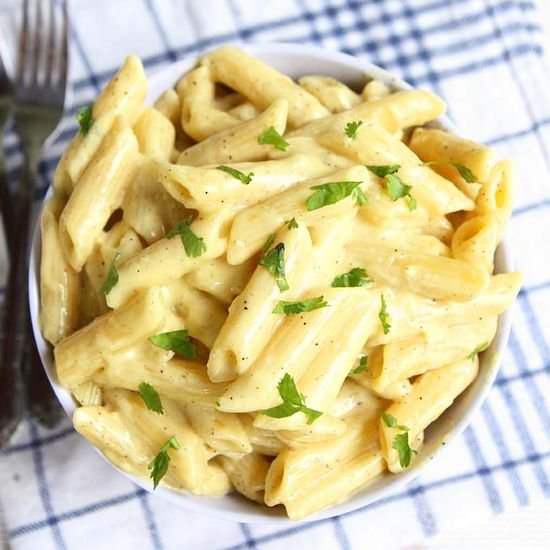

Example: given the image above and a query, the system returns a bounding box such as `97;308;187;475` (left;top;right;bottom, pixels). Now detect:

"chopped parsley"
260;242;289;292
331;267;371;288
366;164;416;211
77;105;93;135
149;329;197;359
378;294;391;335
453;163;478;183
272;296;328;315
306;181;367;211
258;126;289;151
351;354;368;375
148;436;180;489
166;219;206;258
216;165;254;185
262;373;322;424
138;382;163;414
344;120;363;140
100;252;121;295
286;218;299;229
382;413;416;468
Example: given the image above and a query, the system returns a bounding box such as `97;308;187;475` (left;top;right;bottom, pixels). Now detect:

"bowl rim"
28;41;514;524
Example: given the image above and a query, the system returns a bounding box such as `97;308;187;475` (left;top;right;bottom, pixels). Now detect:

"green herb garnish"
262;373;322;424
351;355;368;375
260;242;289;292
344;120;363;140
331;267;371;288
272;296;328;315
286;218;298;229
166;219;206;257
378;294;391;335
77;105;93;135
148;436;180;489
306;181;367;211
149;329;197;359
216;165;254;185
258;126;289;151
100;252;121;295
138;382;163;414
382;413;416;468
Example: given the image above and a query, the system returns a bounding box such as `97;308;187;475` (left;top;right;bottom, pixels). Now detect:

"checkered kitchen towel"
1;0;550;548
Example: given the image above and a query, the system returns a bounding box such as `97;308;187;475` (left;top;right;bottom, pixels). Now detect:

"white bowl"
28;43;513;524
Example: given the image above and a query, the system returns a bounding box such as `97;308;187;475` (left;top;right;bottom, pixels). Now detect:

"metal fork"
0;0;68;446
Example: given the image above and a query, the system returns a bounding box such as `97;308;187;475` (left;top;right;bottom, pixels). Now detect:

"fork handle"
0;174;33;446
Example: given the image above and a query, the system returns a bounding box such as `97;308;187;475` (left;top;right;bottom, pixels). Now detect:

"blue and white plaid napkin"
1;1;549;548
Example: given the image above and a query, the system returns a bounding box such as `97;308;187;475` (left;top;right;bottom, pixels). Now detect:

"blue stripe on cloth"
498;332;550;495
137;492;164;550
483;0;550;175
487;116;550;145
462;427;504;512
407;483;438;536
331;516;352;550
238;523;257;549
28;422;67;550
68;0;536;92
9;488;146;539
10;447;550;543
1;426;75;456
481;402;529;506
142;0;177;61
517;293;550;364
69;27;101;92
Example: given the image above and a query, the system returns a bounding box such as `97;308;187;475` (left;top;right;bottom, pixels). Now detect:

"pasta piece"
96;346;226;407
177;66;240;140
227;165;366;265
177;98;288;166
123;157;192;244
345;239;489;301
158;153;335;213
54;287;167;389
367;273;521;346
185;256;257;306
134;108;175;162
154;88;181;126
218;288;374;413
40;197;80;344
202;46;329;127
370;316;497;394
361;79;391;101
380;358;479;473
165;278;227;349
229;101;260;121
59;117;139;270
318;125;474;215
240;415;286;456
269;414;348;446
451;215;499;273
289;89;446;139
298;75;361;113
185;402;252;456
106;209;232;308
472;160;513;239
218;453;270;503
72;381;103;407
265;419;384;519
409;127;494;199
74;389;230;495
208;223;313;382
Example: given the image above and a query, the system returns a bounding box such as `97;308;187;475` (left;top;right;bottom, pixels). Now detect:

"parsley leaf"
365;164;400;178
262;233;276;254
378;294;391;335
351;354;368;375
306;181;367;211
453;163;478;183
148;436;180;489
393;431;416;468
382;413;416;468
166;219;206;257
258;126;289;151
77;105;93;135
216;165;254;185
286;218;299;229
467;341;490;360
344;120;363;140
272;296;328;315
262;373;322;424
331;267;371;288
100;252;121;295
366;165;416;211
260;242;289;292
138;382;164;414
149;329;197;359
